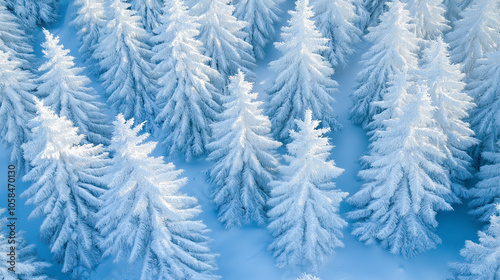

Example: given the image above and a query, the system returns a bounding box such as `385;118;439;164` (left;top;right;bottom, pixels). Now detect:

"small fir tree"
71;0;107;68
152;0;222;160
446;0;500;75
22;100;108;279
232;0;283;59
311;0;363;67
0;49;36;173
94;0;158;132
350;0;419;128
6;0;58;30
191;0;256;86
451;208;500;279
268;110;347;269
129;0;164;34
266;0;340;142
348;83;453;257
97;114;219;280
207;70;281;228
38;29;110;145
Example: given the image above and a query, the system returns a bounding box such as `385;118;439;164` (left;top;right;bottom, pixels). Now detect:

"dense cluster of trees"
0;0;499;278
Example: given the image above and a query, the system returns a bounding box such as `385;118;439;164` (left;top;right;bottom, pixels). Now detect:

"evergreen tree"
97;114;219;280
450;209;500;279
191;0;255;86
71;0;107;68
152;0;222;160
348;83;453;257
22;100;108;279
468;48;500;158
266;0;339;142
38;29;110;145
232;0;282;59
446;0;500;75
268;110;347;269
312;0;362;67
0;209;52;280
469;142;500;222
403;0;449;40
207;70;281;228
95;0;158;132
129;0;164;34
420;37;477;202
0;49;35;173
6;0;58;30
350;0;419;128
0;0;34;69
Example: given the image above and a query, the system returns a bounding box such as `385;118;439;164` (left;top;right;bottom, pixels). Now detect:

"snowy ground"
0;0;484;279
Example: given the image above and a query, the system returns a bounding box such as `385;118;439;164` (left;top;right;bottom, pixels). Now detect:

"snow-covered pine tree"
266;0;339;142
71;0;107;68
152;0;222;160
232;0;282;59
444;0;472;22
419;37;477;202
468;47;500;159
268;110;347;269
311;0;363;67
350;0;419;128
469;142;500;222
207;70;281;228
450;207;500;279
0;209;52;280
403;0;449;40
0;49;35;173
191;0;255;86
38;29;110;145
22;100;108;279
95;0;158;132
348;83;453;257
129;0;164;34
97;114;219;280
446;0;500;75
6;0;58;30
0;0;34;69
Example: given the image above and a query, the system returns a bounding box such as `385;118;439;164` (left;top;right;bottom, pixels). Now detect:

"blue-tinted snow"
0;0;482;279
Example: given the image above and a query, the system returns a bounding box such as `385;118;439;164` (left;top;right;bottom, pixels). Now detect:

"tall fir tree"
268;110;347;269
191;0;255;86
6;0;58;30
311;0;363;67
403;0;449;40
0;49;36;173
152;0;222;160
207;70;281;228
94;0;158;132
71;0;107;69
348;81;453;257
22;100;108;279
350;0;419;128
266;0;340;142
0;209;52;280
468;48;500;159
0;0;34;69
38;29;110;145
97;114;219;280
419;37;477;202
450;207;500;279
129;0;164;34
469;142;500;222
232;0;282;59
446;0;500;75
